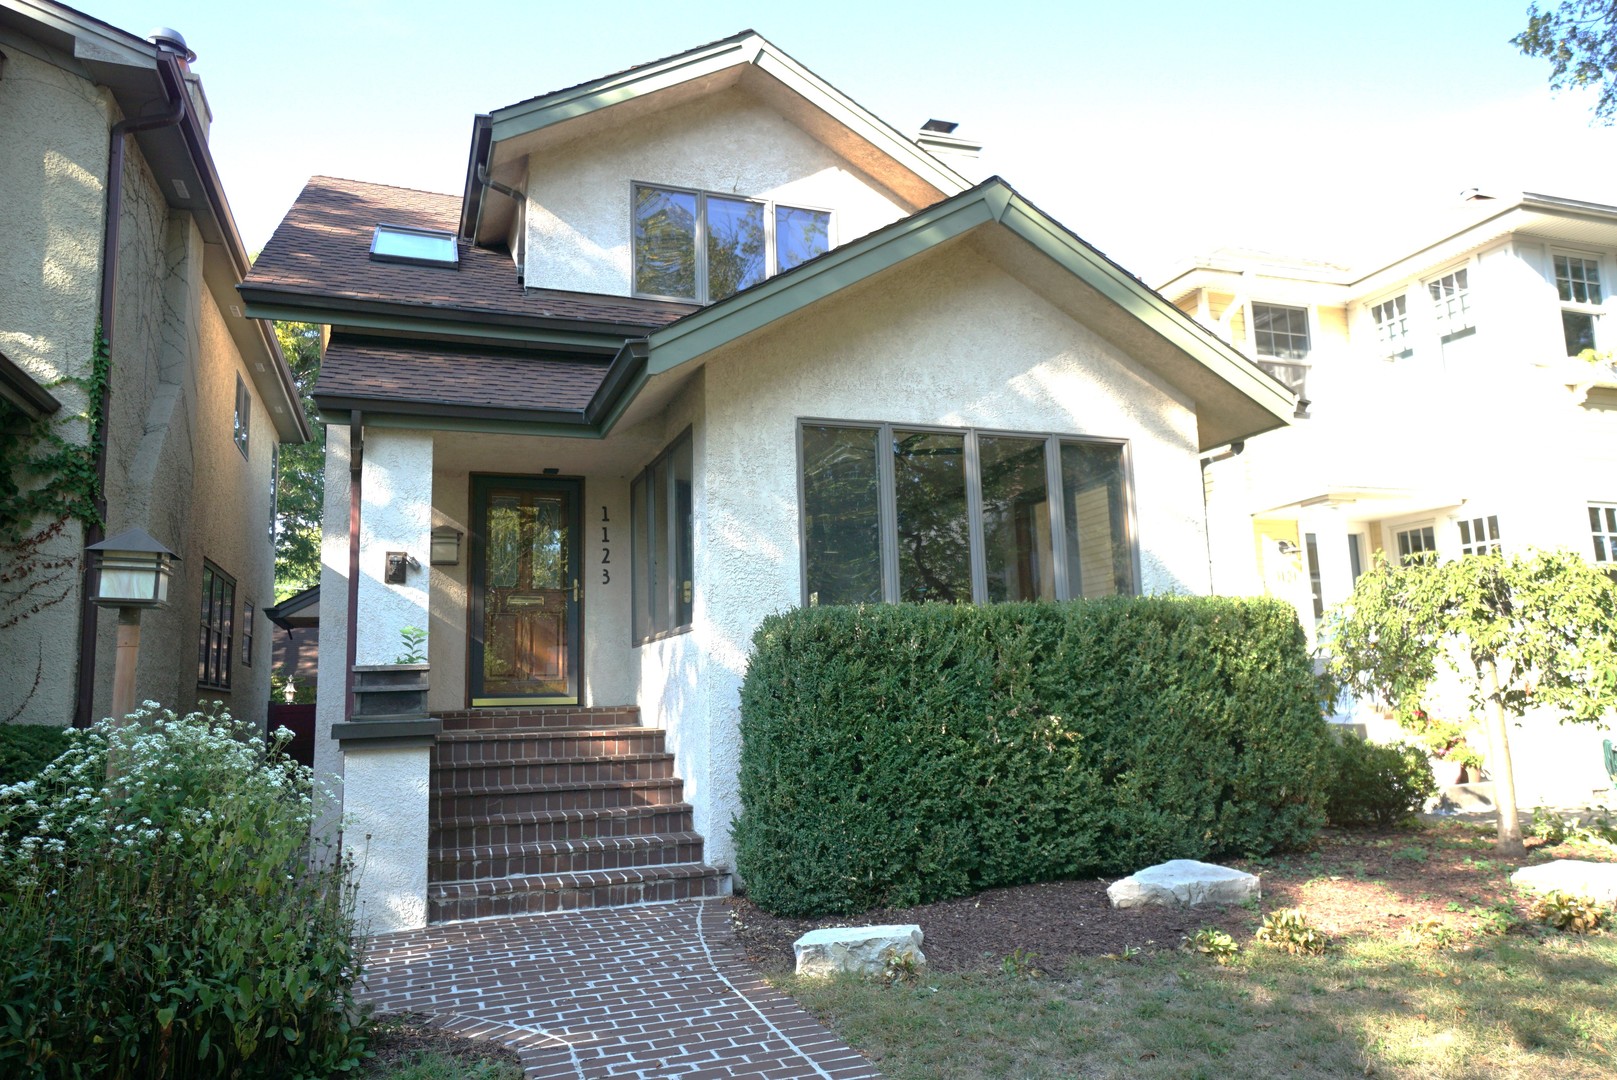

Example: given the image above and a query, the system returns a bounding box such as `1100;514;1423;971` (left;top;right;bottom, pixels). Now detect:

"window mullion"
695;192;708;304
964;430;987;604
1045;437;1071;601
877;424;899;603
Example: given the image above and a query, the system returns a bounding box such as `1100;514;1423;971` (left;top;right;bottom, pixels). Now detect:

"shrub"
0;705;367;1078
1323;735;1436;828
0;724;69;786
1255;908;1330;955
734;596;1331;916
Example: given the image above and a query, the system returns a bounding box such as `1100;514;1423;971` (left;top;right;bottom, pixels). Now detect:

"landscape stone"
1107;859;1261;909
793;924;926;978
1510;860;1617;905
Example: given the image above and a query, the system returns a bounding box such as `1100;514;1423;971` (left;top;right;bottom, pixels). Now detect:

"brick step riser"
435;785;685;819
434;734;666;763
432;758;674;791
431;808;696;849
435;709;640;733
428;873;722;922
429;840;706;882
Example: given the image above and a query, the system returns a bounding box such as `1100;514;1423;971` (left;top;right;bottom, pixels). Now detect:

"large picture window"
198;561;235;690
799;422;1135;607
632;183;831;304
631;431;694;643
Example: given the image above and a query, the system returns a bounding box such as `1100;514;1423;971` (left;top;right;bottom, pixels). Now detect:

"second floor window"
632;184;830;303
198;561;235;690
1250;302;1310;399
1427;268;1472;336
1591;503;1617;566
1371;295;1410;358
1555;254;1603;357
1458;515;1501;557
233;375;250;459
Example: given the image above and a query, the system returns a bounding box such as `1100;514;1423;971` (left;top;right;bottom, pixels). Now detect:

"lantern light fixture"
86;527;178;608
430;525;463;566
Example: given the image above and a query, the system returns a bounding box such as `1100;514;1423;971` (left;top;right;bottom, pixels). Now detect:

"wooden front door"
470;476;582;705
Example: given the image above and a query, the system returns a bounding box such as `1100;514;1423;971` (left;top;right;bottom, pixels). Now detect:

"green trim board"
239;295;649;352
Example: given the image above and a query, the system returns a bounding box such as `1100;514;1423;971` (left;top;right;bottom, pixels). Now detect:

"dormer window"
1250;302;1311;401
1554;253;1603;356
370;224;459;268
632;183;831;303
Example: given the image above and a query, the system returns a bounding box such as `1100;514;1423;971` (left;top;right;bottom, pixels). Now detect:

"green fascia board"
239;301;628;354
487;33;968;199
646;179;1295;426
354;412;606;439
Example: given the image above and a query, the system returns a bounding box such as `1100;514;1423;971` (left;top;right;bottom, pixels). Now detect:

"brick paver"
361;899;881;1079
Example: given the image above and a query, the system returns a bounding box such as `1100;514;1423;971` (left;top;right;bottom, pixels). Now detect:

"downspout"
1198;440;1245;592
73;51;189;727
344;412;363;722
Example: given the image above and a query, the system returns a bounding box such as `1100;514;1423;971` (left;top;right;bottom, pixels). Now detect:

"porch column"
340;428;437;933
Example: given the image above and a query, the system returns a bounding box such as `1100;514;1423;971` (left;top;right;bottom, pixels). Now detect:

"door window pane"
633;186;697;299
893;430;971;603
706;196;766;301
632;433;696;640
802;425;882;606
979;436;1055;602
776;206;830;272
1060;441;1132;597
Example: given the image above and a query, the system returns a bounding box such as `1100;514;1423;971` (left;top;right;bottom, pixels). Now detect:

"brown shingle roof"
316;336;608;416
245;176;696;330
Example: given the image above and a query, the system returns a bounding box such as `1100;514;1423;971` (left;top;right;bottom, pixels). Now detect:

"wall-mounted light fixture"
431;526;463;566
85;527;179;722
385;551;419;584
1276;539;1302;556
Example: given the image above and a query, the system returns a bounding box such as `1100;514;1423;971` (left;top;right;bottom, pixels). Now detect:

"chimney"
915;119;983;177
146;27;213;139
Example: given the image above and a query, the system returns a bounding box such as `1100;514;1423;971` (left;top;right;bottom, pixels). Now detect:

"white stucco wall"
651;239;1209;870
522;87;912;297
356;430;434;666
311;423;352;826
343;743;431;934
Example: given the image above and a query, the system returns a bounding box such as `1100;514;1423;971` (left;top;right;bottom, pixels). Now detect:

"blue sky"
85;0;1615;277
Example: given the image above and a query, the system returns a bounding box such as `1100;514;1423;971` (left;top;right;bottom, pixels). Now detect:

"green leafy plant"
734;597;1331;916
1000;947;1043;979
883;948;924;986
1323;735;1436;828
1184;927;1240;964
1401;916;1457;950
1399;707;1485;774
1256;909;1330;955
1530;889;1610;933
395;625;427;664
1513;1;1617;123
0;723;69;785
0;705;368;1077
1531;807;1617;852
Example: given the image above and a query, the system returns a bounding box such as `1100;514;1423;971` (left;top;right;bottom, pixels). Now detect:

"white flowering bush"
0;704;368;1078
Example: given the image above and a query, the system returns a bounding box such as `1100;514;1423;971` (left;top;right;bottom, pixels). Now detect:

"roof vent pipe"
146;27;196;64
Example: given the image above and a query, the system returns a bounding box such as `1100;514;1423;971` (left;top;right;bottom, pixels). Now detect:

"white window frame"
1590;502;1617;567
1387;519;1438;563
1370;293;1411;359
1553;250;1604;357
630;182;834;304
1457;514;1502;557
1248;301;1311;403
1426;266;1473;338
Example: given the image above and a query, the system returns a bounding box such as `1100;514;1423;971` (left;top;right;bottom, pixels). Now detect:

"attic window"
370;224;459;268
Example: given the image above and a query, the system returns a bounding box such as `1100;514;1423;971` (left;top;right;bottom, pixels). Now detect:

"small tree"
1320;549;1617;855
1513;0;1617;124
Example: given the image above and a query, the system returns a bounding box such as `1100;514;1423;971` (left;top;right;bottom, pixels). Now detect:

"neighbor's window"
1555;254;1603;356
1371;295;1410;358
1458;515;1501;557
632;183;831;303
631;431;694;642
233;374;250;459
1427;268;1473;336
242;600;255;668
198;561;235;690
1590;503;1617;567
370;224;458;267
1395;525;1437;562
1250;302;1310;399
800;422;1134;607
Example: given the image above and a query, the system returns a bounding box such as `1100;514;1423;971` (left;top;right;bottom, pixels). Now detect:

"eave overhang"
0;350;61;420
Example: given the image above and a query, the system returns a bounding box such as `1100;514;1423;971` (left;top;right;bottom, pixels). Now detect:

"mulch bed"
726;821;1585;975
363;1012;523;1075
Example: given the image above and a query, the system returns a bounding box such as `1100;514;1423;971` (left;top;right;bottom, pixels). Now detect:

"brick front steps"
427;706;726;922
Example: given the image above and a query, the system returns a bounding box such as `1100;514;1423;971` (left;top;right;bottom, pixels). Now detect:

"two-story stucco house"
242;31;1297;931
0;1;308;731
1158;190;1617;803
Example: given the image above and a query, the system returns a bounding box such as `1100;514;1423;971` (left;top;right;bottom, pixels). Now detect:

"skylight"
370;224;459;267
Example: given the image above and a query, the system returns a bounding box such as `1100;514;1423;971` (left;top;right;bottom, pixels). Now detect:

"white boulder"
1107;859;1260;909
793;924;926;978
1510;860;1617;905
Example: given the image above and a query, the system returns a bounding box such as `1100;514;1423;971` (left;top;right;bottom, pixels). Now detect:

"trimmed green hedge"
734;597;1331;916
0;723;68;786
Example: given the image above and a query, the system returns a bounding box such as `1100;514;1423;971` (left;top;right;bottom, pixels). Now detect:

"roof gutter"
74;47;189;728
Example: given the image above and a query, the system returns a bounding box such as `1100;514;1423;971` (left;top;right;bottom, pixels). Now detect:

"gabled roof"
463;30;971;245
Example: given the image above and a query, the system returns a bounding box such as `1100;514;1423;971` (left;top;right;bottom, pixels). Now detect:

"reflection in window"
706;196;767;300
633;187;698;299
776;206;830;272
802;425;882;606
198;561;235;689
893;431;971;603
633;184;832;303
1060;440;1133;598
979;436;1054;602
632;432;694;641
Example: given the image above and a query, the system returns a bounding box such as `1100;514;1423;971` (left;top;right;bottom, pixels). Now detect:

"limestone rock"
1510;860;1617;905
1107;859;1260;909
793;924;926;978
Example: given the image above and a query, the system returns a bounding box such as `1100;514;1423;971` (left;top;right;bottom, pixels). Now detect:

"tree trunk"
1480;658;1525;857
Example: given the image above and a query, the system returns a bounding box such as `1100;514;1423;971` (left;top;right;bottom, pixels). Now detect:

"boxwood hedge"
734;596;1330;916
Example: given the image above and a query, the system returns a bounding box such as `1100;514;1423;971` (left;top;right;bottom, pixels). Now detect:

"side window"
234;374;251;459
1554;254;1604;357
198;561;236;689
630;431;694;642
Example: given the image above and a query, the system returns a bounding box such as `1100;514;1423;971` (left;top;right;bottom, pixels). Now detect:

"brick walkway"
360;899;881;1079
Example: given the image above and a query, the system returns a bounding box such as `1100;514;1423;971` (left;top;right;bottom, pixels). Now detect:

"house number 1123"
600;505;611;585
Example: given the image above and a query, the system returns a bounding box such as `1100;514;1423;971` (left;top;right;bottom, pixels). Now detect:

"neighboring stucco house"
0;0;308;731
242;31;1296;931
1158;190;1617;803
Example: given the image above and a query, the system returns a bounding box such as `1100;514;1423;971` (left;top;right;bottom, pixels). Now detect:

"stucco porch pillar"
1299;506;1355;651
340;428;437;933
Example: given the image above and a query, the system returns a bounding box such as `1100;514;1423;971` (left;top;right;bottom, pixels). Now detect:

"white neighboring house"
242;31;1296;932
1158;190;1617;804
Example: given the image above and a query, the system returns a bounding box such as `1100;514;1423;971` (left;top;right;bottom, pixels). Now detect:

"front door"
470;476;582;705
